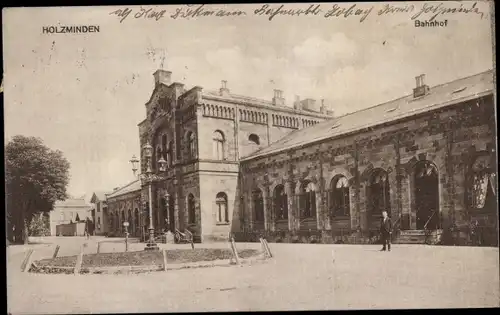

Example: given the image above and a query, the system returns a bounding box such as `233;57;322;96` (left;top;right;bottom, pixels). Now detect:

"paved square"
7;238;499;312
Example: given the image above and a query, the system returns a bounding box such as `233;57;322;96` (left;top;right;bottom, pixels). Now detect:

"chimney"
413;74;430;98
320;99;334;116
300;98;317;111
293;95;302;110
153;70;172;87
219;80;230;96
320;99;327;114
272;89;285;106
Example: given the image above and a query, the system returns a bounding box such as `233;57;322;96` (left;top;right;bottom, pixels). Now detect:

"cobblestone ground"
7;237;499;313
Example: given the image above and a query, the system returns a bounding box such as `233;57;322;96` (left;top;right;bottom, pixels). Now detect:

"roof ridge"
242;69;494;161
106;179;141;197
331;69;494;121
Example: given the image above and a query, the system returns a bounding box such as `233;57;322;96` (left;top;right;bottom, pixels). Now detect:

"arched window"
253;189;265;222
167;141;174;166
249;134;260;145
187;132;196;159
368;169;391;217
188;194;196;224
469;155;496;210
330;176;350;217
274;185;288;220
216;192;229;223
156;146;162;170
213;131;225;160
161;135;167;157
299;181;317;219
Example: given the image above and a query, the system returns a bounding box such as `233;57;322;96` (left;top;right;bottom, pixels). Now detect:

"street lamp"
138;141;168;251
129;155;139;177
123;221;130;252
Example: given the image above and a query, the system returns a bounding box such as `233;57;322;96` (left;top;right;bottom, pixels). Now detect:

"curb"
30;255;270;275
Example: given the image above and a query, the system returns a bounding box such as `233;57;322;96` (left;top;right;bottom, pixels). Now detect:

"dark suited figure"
380;211;392;251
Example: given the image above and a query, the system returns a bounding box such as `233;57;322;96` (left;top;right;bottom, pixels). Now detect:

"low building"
48;198;93;236
106;179;143;237
235;70;497;246
90;191;111;235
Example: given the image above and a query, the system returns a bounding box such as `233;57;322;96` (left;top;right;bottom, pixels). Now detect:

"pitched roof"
242;70;494;161
106;179;141;199
54;198;92;209
90;191;111;203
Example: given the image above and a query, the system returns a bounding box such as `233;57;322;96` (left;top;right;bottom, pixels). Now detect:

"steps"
394;229;443;244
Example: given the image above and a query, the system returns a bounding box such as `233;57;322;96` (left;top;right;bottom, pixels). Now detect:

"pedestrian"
380;210;392;251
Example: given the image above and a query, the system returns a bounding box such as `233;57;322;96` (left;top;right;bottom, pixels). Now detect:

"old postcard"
4;2;498;313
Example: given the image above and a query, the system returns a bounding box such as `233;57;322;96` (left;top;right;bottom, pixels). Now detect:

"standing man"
380;210;392;251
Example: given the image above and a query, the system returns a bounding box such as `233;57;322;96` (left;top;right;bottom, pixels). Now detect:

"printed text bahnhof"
42;25;100;34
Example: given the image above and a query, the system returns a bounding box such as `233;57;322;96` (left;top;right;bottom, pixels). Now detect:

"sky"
3;2;494;198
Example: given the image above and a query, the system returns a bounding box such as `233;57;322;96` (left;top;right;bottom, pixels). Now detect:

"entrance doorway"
414;161;440;230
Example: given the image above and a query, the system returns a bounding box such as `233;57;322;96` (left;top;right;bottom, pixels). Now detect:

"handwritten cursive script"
108;3;488;24
324;4;374;22
411;2;485;21
109;7;167;23
170;4;246;20
253;4;322;21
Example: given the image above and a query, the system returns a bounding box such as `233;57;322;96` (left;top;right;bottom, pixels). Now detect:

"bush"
28;213;50;237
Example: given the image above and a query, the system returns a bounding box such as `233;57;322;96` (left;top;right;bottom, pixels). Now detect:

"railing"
424;210;437;244
391;215;402;241
424;210;437;231
175;228;194;246
185;229;193;241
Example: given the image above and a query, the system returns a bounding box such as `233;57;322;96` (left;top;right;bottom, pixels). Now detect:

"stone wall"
238;95;497;245
107;191;142;237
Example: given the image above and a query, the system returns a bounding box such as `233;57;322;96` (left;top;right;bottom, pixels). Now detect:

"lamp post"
130;155;139;178
136;142;168;251
123;221;129;252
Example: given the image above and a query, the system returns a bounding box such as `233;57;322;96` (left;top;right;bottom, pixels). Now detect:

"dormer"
413;74;430;98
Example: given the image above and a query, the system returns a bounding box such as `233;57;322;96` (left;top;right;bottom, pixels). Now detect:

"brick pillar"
285;180;294;231
388;167;398;219
247;187;253;231
349;184;357;230
315;189;323;230
268;191;276;232
263;187;269;231
358;183;368;231
399;171;411;230
393;137;403;222
352;142;362;231
442;132;455;229
324;188;332;231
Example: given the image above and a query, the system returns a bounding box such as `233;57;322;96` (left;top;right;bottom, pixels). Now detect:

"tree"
28;213;50;237
6;135;70;244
